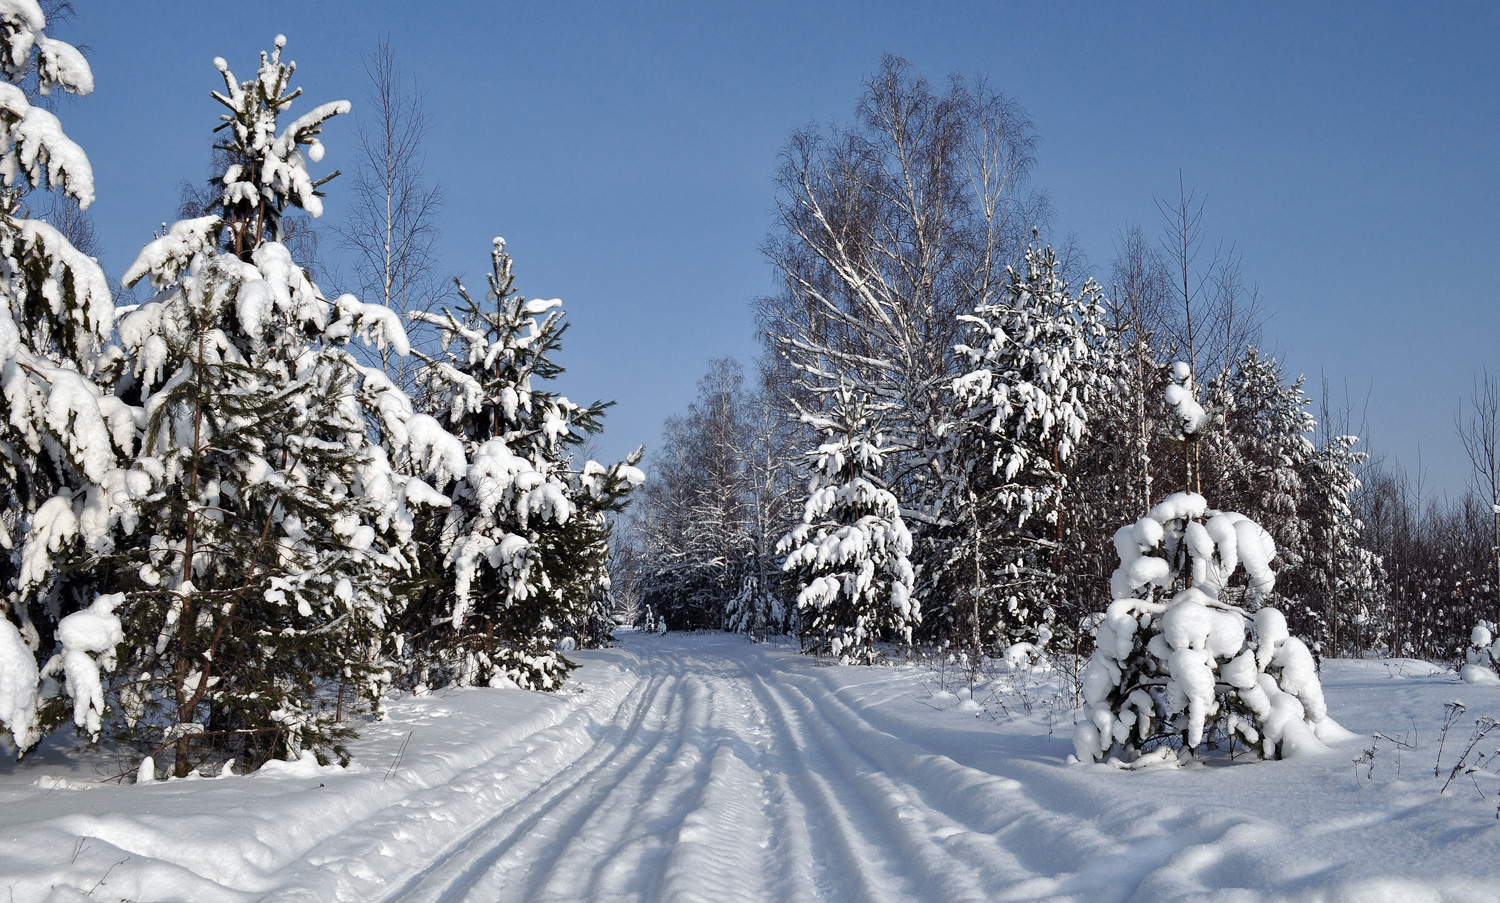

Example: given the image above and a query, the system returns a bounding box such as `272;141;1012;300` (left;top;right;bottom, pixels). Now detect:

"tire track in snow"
472;671;710;902
371;669;687;902
503;650;780;902
380;640;1112;903
289;667;668;902
38;664;653;903
379;646;785;903
649;666;780;903
745;662;1001;903
776;662;1289;902
776;666;1111;887
350;637;1270;903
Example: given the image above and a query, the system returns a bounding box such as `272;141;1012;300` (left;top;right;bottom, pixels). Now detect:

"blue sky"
60;1;1499;499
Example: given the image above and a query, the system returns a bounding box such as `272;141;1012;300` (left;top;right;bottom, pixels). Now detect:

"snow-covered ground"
2;631;1498;902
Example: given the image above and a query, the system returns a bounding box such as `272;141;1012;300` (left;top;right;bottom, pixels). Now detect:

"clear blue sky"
61;1;1499;500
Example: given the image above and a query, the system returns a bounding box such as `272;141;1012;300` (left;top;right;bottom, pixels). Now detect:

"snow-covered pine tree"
932;245;1113;658
106;37;420;775
0;1;124;753
779;383;917;664
410;238;641;690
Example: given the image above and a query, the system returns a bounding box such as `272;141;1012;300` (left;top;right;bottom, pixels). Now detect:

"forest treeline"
619;57;1500;671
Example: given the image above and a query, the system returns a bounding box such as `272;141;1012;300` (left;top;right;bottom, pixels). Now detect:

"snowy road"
370;638;1051;903
3;633;1500;902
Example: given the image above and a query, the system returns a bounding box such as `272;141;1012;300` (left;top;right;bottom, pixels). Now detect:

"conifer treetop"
210;35;348;255
413;237;605;457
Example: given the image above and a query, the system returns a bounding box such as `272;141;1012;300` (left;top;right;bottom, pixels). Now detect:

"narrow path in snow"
367;635;1114;903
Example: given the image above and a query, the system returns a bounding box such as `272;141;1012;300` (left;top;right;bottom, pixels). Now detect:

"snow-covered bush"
1073;490;1350;763
1461;623;1500;685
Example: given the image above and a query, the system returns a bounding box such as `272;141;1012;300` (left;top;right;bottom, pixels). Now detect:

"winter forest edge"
0;0;1497;788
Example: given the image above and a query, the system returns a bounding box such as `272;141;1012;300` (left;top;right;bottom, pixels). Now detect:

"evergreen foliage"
408;238;641;690
928;245;1113;655
102;37;420;775
1202;348;1315;568
779;384;917;664
0;0;117;753
1295;433;1383;654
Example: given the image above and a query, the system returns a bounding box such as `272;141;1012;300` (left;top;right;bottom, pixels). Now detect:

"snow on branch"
0;81;93;205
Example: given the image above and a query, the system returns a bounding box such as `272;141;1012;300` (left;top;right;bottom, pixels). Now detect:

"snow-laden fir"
404;237;641;691
0;0;118;754
779;383;916;665
0;20;643;777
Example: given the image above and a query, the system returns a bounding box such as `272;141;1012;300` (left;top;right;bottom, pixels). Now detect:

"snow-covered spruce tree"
105;38;422;776
779;384;917;664
1202;348;1315;572
409;238;641;690
0;2;126;754
1293;433;1383;655
1073;487;1351;764
1199;348;1382;651
931;245;1113;658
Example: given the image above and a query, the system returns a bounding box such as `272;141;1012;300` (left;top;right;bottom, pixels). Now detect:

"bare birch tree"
1107;223;1174;515
337;37;444;391
758;55;1047;522
1155;176;1265;493
1458;370;1500;627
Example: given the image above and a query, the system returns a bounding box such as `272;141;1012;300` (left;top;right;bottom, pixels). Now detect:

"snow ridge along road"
2;632;1499;902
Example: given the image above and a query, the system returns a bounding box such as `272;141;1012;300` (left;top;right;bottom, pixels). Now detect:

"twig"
86;857;128;896
1442;718;1500;794
1436;701;1466;778
385;731;413;781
